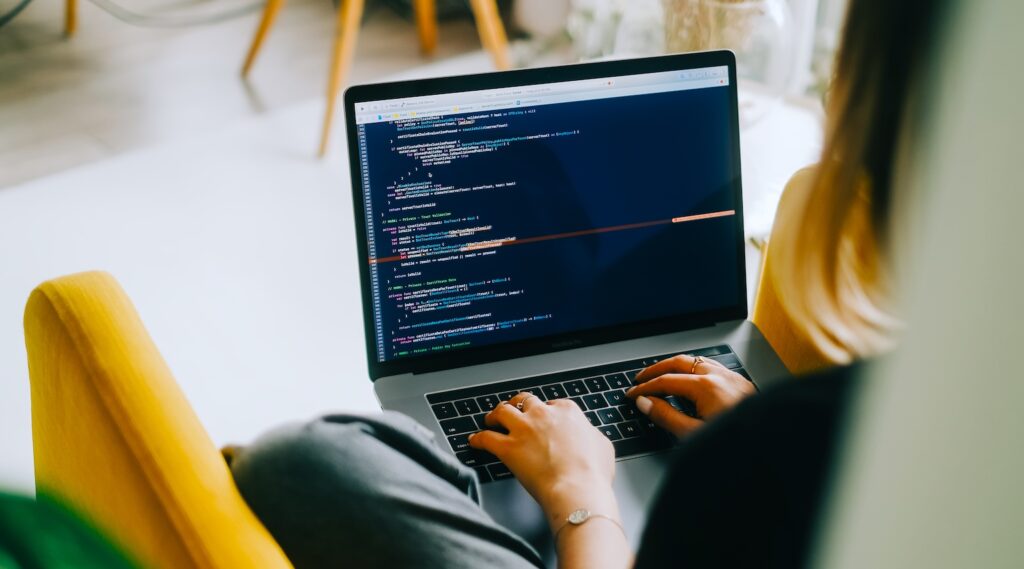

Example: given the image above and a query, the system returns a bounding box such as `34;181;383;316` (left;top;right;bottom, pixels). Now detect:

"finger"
508;392;543;412
636;354;726;382
635;354;700;383
636;395;703;438
486;401;529;430
627;373;706;400
702;357;728;370
547;398;579;411
506;392;530;409
468;430;511;456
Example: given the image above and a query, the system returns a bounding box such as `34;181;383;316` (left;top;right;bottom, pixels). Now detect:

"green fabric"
0;492;138;569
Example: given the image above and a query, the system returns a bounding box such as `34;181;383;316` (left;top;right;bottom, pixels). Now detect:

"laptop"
343;50;789;559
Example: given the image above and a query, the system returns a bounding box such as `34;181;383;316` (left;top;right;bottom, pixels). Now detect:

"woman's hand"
627;354;756;438
468;393;618;531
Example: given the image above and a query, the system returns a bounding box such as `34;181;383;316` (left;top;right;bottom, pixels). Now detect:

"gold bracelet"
553;508;627;543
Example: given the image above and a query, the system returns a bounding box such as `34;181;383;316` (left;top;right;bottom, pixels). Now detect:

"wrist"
541;477;619;532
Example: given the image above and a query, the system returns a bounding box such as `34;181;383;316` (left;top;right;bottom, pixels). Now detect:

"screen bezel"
344;50;747;380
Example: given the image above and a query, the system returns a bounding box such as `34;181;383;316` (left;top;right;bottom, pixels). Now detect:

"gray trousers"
228;412;545;569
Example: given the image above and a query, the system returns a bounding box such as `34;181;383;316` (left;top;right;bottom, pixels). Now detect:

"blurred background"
0;0;849;187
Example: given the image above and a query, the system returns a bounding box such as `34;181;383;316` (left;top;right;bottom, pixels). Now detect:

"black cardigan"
635;364;859;569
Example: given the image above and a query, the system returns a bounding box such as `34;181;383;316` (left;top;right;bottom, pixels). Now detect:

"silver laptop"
343;51;788;561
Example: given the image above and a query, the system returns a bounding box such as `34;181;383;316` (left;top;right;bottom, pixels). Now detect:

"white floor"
0;52;492;493
0;0;488;188
0;51;822;494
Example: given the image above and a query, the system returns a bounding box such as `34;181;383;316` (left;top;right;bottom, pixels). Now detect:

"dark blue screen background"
358;84;742;362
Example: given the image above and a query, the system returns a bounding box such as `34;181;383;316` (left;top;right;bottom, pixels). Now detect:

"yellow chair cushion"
24;271;292;569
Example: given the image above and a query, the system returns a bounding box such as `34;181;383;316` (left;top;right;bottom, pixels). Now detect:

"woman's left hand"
468;393;619;531
627;354;756;438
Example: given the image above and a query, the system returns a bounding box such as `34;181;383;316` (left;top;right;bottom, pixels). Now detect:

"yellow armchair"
24;271;292;569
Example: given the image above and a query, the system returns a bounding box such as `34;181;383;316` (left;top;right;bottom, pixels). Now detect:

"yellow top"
752;167;837;375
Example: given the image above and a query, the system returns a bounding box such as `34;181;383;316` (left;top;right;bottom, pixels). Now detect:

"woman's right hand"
626;354;756;438
468;393;617;532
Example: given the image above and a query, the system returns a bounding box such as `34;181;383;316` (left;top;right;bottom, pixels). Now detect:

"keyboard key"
710;353;742;369
448;433;472;452
542;384;568;400
599;424;622;441
439;417;477;436
498;391;518;401
638;418;661;434
488;462;514;481
476;395;500;412
563;380;587;397
598;408;624;425
585;376;609;393
583;393;608;409
618;404;639;420
456;449;499;467
605;389;627;406
570;397;587;411
605;373;630;389
431;402;458;420
691;345;731;357
455;398;481;416
474;466;492;483
472;413;488;430
618;420;642;438
520;387;546;401
666;396;698;417
735;367;753;381
585;411;601;427
625;369;643;383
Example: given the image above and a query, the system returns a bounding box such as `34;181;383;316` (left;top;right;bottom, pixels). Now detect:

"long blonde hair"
768;0;943;364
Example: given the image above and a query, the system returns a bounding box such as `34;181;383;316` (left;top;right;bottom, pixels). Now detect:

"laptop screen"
349;56;744;370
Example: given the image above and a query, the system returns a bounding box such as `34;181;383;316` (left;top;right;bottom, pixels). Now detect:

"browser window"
352;65;741;363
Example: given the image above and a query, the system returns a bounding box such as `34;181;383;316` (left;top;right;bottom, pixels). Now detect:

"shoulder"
772;165;820;227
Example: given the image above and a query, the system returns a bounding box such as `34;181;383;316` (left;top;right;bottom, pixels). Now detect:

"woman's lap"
229;412;543;569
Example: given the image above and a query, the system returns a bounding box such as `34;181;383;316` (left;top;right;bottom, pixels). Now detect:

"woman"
229;1;949;567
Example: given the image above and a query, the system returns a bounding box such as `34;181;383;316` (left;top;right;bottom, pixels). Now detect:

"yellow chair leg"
64;0;77;37
318;0;364;157
469;0;510;71
412;0;438;56
241;0;287;77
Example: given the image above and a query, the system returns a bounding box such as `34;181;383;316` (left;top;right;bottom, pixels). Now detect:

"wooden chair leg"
241;0;287;77
64;0;77;37
412;0;438;55
318;0;364;157
469;0;510;71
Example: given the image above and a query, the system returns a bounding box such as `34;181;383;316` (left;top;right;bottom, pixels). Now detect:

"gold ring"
516;394;537;411
691;356;704;374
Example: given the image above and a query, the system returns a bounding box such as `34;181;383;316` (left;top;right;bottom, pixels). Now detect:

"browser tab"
358;65;730;125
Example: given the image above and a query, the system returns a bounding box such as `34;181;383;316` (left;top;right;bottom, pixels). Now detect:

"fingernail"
636;396;653;415
468;432;477;442
626;386;636;397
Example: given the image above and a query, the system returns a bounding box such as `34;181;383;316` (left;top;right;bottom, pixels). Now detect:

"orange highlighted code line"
672;209;736;224
370;209;737;265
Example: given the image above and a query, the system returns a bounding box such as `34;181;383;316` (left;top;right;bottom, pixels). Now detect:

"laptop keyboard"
425;344;751;483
